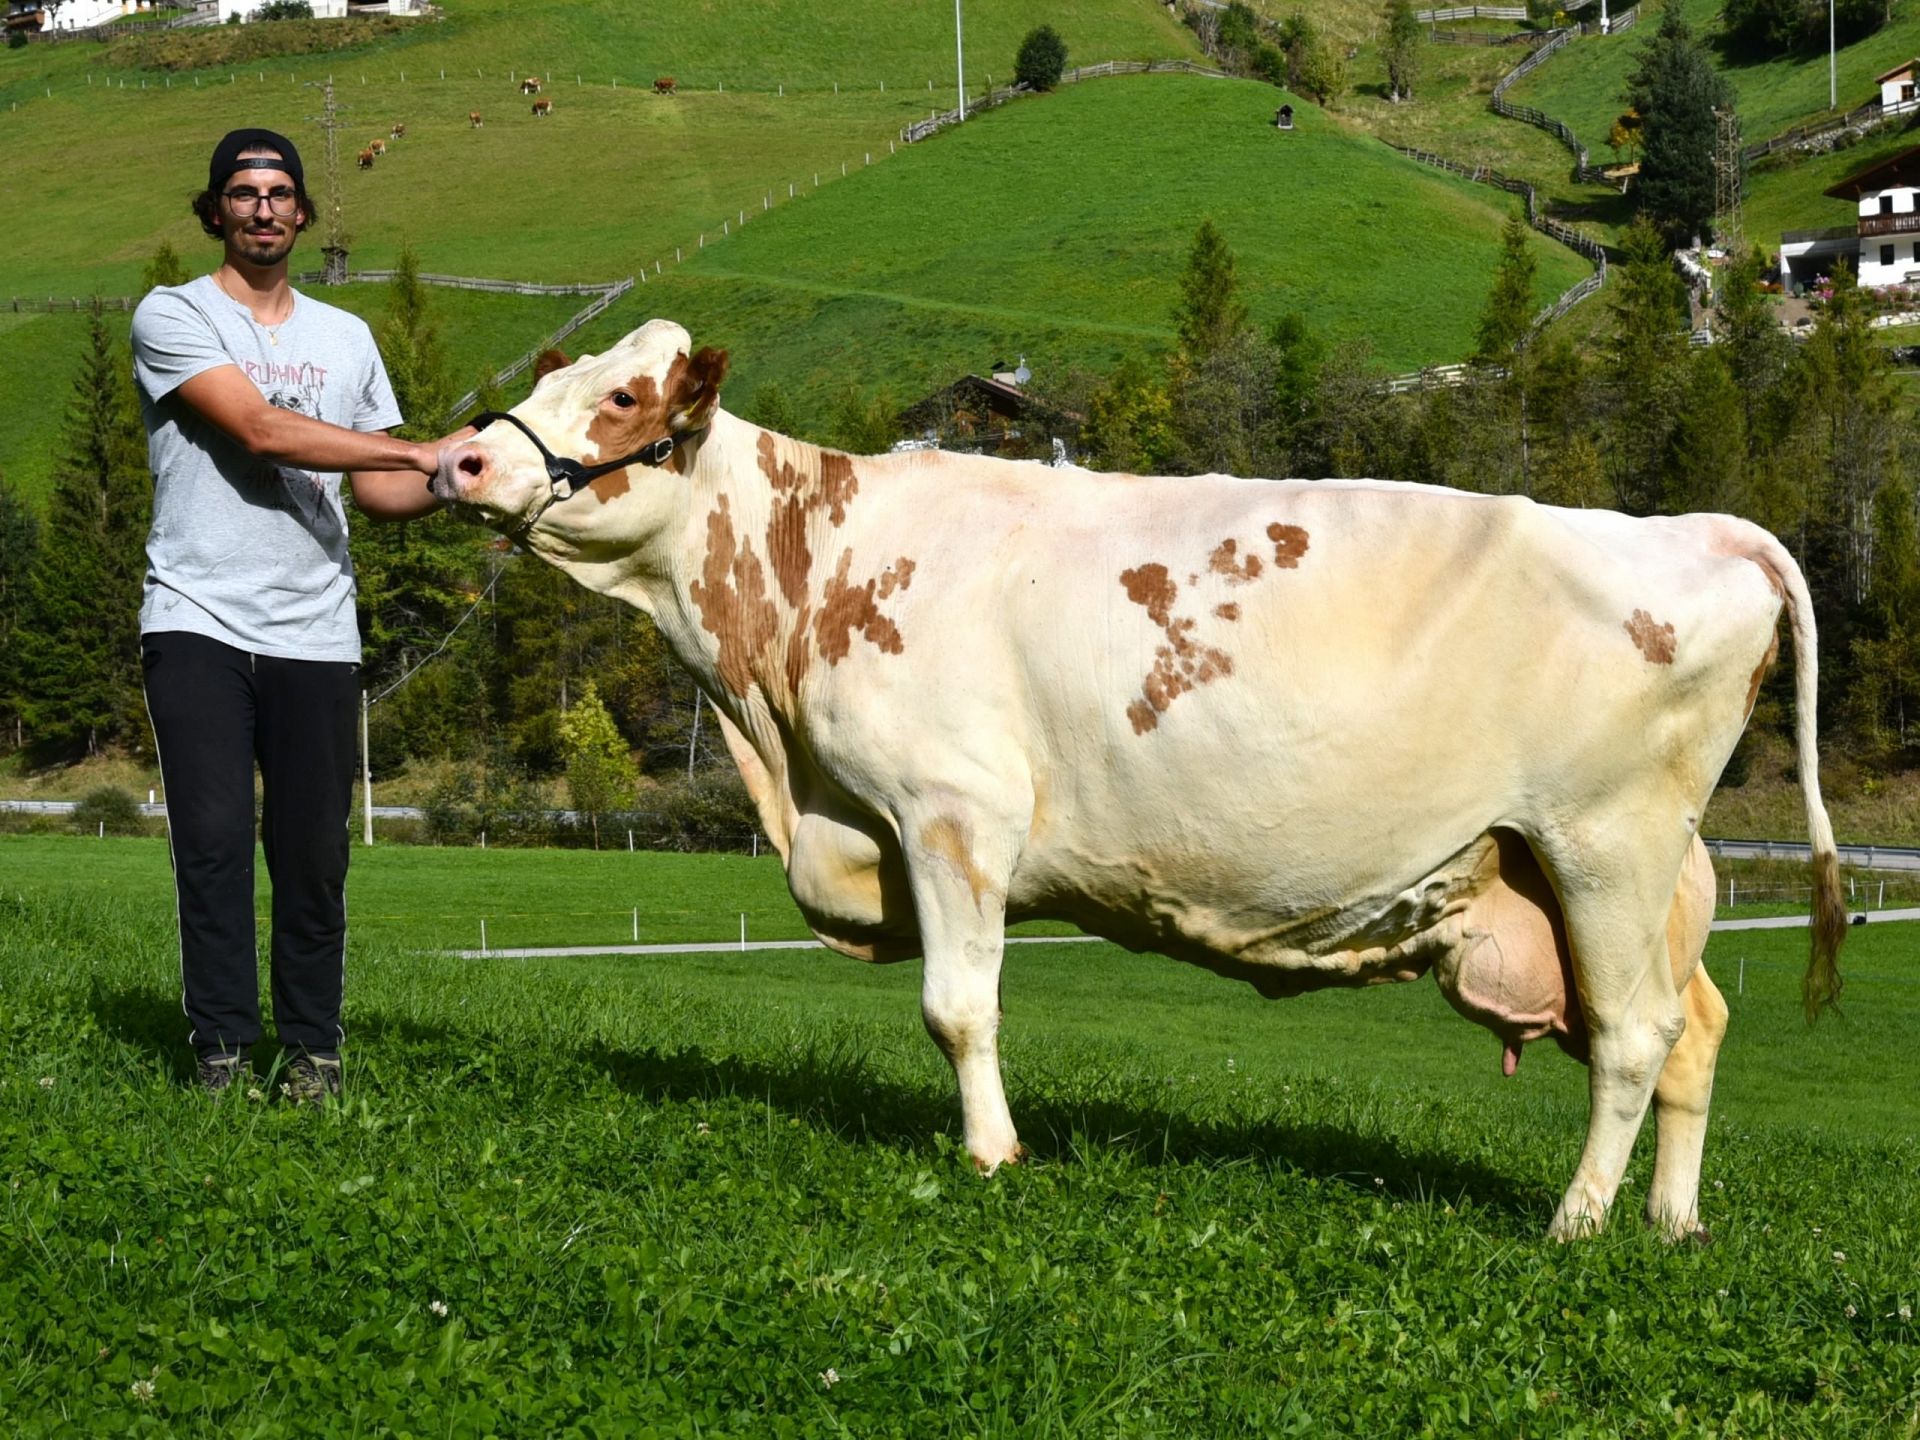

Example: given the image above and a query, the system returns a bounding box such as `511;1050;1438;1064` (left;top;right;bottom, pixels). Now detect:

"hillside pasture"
0;836;1914;1433
562;73;1592;411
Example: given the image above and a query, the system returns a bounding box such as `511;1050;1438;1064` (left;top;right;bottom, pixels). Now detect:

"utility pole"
305;80;350;283
361;690;373;846
1830;0;1836;111
955;0;966;122
1713;106;1743;259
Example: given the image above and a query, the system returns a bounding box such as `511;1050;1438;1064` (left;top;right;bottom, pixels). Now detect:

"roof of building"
1824;144;1920;199
1875;59;1920;84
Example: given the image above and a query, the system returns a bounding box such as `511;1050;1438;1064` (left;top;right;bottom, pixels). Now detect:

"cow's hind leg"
1646;838;1725;1240
1547;856;1691;1241
901;807;1023;1172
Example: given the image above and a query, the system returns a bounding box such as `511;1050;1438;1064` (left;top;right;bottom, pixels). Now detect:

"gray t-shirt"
131;274;403;662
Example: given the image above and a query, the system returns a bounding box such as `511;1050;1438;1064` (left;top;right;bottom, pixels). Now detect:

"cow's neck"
618;409;854;758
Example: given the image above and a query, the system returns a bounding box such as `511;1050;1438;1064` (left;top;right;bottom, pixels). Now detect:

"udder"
1431;830;1586;1072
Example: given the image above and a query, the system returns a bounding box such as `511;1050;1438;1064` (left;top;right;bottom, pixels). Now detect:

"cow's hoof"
971;1142;1026;1176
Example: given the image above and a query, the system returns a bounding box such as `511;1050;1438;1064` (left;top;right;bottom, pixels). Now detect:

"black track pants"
141;631;358;1058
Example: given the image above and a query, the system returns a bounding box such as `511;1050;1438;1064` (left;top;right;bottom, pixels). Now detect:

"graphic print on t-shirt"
253;358;339;531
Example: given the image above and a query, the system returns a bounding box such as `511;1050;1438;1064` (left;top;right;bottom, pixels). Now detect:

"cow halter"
467;409;682;504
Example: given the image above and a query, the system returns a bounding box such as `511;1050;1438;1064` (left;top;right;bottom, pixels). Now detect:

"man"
131;128;461;1102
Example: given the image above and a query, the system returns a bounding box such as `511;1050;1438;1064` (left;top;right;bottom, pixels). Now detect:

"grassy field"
0;284;583;510
0;837;1914;1433
556;72;1591;407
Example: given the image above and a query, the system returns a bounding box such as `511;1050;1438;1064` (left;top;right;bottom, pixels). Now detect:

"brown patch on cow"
1209;538;1263;585
687;496;780;700
919;816;992;912
1267;523;1310;568
583;373;665;469
1214;602;1241;621
785;602;813;700
877;557;916;599
1745;627;1780;721
756;431;864;605
533;348;571;379
816;549;905;664
1625;609;1677;665
1119;563;1235;735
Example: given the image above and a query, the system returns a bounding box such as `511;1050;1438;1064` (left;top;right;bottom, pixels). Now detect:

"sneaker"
281;1053;343;1105
196;1049;250;1096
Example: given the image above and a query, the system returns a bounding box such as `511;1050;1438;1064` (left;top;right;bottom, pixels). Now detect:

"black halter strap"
468;409;681;502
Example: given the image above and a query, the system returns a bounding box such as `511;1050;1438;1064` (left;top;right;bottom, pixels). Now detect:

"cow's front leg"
902;809;1022;1173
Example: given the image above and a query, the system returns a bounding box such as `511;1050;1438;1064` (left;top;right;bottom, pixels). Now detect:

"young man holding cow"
131;128;464;1101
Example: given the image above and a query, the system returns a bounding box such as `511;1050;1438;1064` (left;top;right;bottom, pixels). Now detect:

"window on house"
1912;241;1919;263
1882;243;1896;267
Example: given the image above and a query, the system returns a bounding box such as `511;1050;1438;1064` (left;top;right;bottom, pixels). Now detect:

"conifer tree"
1474;214;1538;366
0;475;38;751
1845;480;1920;761
1605;218;1692;513
12;312;151;759
1174;220;1249;364
140;240;189;295
1627;3;1735;248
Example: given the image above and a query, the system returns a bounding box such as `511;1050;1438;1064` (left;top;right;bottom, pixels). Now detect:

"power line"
367;556;510;708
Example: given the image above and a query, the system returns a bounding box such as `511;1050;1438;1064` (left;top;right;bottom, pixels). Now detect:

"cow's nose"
430;442;487;503
457;449;486;481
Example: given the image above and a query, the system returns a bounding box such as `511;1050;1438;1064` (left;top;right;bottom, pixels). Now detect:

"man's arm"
174;364;442;477
347;424;476;521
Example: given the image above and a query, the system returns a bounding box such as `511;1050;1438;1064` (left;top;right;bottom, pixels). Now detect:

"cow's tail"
1745;529;1846;1020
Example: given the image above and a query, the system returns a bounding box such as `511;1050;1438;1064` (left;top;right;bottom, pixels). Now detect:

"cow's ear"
669;347;729;431
533;348;572;380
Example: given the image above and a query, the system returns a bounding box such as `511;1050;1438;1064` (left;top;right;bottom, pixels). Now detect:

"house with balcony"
1779;145;1920;292
5;0;157;34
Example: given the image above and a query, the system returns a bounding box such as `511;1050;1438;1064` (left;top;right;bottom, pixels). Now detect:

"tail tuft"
1804;846;1846;1022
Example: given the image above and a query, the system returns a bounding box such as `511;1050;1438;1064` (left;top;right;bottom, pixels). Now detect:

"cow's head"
434;319;728;558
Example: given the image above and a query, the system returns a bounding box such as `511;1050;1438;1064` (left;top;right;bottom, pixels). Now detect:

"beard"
228;222;298;268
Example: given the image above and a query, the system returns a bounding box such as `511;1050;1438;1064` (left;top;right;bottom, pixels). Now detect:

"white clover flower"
429;1299;449;1318
696;1121;712;1134
1373;1177;1385;1188
819;1367;840;1389
37;1077;53;1089
1833;1250;1847;1264
1844;1303;1857;1319
1899;1305;1913;1321
130;1378;155;1403
1713;1180;1724;1191
1812;1226;1823;1236
246;1087;264;1103
1225;1058;1236;1072
1716;1288;1729;1298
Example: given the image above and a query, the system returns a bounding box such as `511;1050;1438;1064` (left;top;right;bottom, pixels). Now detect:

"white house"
1878;59;1920;112
1780;146;1920;292
214;0;347;18
5;0;157;33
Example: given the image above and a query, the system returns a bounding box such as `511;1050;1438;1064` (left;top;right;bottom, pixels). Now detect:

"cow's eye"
610;391;636;410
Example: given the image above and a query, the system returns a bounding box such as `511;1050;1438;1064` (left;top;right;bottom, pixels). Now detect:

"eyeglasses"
222;187;299;217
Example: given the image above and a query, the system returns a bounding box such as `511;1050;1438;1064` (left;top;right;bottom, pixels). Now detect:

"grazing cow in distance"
369;138;387;156
532;97;553;116
521;76;542;94
468;110;483;128
653;75;677;95
432;320;1847;1245
356;147;375;169
390;122;406;140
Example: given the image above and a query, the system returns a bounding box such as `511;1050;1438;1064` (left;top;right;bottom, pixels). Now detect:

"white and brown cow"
434;320;1846;1242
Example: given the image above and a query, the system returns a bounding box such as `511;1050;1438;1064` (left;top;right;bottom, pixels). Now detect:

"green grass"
0;285;584;511
560;73;1591;406
0;838;1915;1433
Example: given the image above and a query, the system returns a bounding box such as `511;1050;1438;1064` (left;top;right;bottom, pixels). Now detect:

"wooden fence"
8;295;137;313
292;269;622;298
443;277;633;423
1414;5;1527;20
1430;27;1546;44
1741;94;1918;162
901;58;1230;144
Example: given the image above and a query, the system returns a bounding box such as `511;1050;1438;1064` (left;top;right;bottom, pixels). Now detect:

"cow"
468;110;483;128
432;320;1847;1244
369;138;387;156
531;97;553;117
356;147;375;169
521;76;542;94
653;75;677;95
391;122;406;140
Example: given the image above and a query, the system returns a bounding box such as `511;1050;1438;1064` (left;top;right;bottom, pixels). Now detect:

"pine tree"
1714;244;1794;459
1845;480;1920;761
0;474;39;751
1474;214;1538;366
1383;0;1421;102
1013;24;1068;91
558;678;638;849
12;313;151;760
140;240;189;296
1605;218;1692;513
1627;3;1735;248
1663;348;1746;515
1174;220;1249;364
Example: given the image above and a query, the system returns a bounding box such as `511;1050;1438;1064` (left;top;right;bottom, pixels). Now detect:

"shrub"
255;0;313;17
70;786;143;836
635;772;761;852
422;760;553;847
7;29;27;48
1014;24;1068;91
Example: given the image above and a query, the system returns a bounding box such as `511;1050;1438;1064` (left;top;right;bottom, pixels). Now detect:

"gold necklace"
216;268;291;346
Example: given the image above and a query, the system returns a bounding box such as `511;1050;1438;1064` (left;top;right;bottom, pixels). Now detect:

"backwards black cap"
208;128;305;193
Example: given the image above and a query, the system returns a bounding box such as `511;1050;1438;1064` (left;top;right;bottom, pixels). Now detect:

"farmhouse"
897;369;1080;460
1779;144;1920;292
5;0;157;33
1877;57;1920;112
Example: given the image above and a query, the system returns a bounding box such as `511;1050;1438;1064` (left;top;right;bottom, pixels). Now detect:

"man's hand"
349;425;476;521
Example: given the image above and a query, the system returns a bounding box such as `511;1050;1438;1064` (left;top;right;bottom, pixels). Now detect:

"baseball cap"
208;128;305;193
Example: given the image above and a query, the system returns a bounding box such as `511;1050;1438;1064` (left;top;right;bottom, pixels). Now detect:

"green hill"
559;73;1591;412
